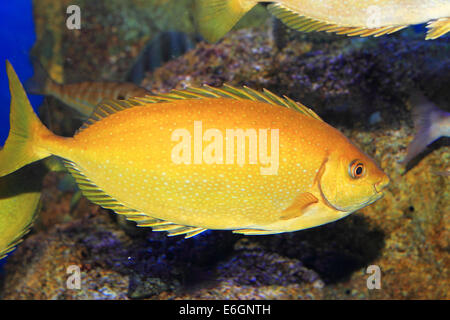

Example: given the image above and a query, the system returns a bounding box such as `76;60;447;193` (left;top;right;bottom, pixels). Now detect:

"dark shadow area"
126;31;200;85
94;212;386;298
125;230;238;298
0;162;47;200
0;201;386;298
252;214;386;284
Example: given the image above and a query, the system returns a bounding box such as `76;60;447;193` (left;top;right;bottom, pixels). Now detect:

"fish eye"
349;160;365;179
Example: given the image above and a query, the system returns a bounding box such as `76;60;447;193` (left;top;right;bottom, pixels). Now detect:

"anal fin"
62;160;209;239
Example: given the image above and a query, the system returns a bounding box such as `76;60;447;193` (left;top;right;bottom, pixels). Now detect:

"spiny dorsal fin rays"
78;99;139;131
79;84;323;133
267;2;409;39
222;84;258;101
426;18;450;40
62;159;208;238
205;85;323;121
284;96;323;121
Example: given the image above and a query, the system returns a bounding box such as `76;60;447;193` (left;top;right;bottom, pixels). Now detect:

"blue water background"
0;0;42;146
0;0;42;271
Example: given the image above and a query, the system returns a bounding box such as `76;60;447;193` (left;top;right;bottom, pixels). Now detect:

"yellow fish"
0;61;389;237
0;163;44;259
195;0;450;42
0;157;64;260
26;60;151;118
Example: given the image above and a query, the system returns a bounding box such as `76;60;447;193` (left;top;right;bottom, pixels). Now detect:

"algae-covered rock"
142;29;450;123
31;0;269;83
32;0;199;81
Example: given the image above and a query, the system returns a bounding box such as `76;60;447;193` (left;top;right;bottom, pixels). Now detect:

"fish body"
0;162;45;259
401;92;450;164
0;62;389;237
26;60;151;118
0;156;64;260
195;0;450;42
41;81;151;118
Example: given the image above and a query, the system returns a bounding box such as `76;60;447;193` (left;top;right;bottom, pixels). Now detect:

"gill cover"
318;154;381;213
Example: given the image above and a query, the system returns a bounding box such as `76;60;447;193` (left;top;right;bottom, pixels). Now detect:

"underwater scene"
0;0;448;301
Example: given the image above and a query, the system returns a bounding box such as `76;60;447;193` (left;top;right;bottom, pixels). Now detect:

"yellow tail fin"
195;0;258;42
0;61;53;177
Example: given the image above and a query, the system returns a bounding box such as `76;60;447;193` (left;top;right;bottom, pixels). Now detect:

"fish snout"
375;175;390;193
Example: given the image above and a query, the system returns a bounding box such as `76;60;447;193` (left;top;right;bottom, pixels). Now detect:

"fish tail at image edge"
0;61;57;177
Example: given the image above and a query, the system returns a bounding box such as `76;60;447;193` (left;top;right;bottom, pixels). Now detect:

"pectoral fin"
280;192;318;220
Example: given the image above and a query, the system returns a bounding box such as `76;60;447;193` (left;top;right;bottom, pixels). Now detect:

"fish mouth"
374;175;390;193
367;176;390;205
371;185;386;204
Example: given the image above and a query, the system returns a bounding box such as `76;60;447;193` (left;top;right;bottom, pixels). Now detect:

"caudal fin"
0;61;53;177
401;91;446;164
195;0;257;42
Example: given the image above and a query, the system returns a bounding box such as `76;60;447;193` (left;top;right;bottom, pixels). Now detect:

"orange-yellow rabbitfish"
0;61;389;238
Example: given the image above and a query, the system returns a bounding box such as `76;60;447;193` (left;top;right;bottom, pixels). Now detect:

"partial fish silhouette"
401;91;450;165
26;59;150;119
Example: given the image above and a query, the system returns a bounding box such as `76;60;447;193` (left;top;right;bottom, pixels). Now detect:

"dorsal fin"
78;84;324;133
426;18;450;40
268;3;408;38
78;99;142;131
134;84;323;121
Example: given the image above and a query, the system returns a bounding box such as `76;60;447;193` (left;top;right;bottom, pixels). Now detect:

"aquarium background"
0;0;42;145
0;0;43;273
0;0;448;299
